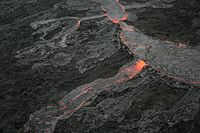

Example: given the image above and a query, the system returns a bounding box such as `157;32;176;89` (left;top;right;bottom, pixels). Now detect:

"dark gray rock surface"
0;0;200;133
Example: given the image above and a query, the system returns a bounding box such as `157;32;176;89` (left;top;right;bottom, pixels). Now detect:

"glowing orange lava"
135;60;147;71
113;60;147;84
121;14;128;21
120;60;147;80
25;1;200;133
101;0;128;24
115;0;128;20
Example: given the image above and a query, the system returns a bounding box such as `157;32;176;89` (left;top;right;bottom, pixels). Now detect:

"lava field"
0;0;200;133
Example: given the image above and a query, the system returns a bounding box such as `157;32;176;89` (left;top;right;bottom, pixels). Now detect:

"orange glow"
120;59;147;80
134;60;147;71
115;60;147;84
24;0;200;132
107;16;120;24
101;5;120;24
101;0;128;24
112;19;120;24
121;13;128;21
116;0;128;21
106;13;128;24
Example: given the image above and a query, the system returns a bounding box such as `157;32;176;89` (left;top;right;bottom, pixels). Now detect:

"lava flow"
24;0;200;133
101;0;128;23
119;17;200;85
119;21;200;85
24;60;146;133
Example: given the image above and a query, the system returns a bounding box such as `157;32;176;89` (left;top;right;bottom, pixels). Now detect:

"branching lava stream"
24;0;200;133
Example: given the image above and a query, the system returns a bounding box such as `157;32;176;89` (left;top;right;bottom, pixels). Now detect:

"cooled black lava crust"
0;0;200;133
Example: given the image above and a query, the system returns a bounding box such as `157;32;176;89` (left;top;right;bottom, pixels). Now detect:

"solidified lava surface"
0;0;200;133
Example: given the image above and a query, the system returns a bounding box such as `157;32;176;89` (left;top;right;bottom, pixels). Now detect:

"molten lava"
120;59;147;80
101;0;128;23
135;60;147;71
24;0;200;133
115;59;147;84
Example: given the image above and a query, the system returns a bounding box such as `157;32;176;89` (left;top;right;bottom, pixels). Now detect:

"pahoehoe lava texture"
0;0;200;133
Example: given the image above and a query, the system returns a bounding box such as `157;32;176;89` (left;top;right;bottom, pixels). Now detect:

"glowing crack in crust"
24;0;200;133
